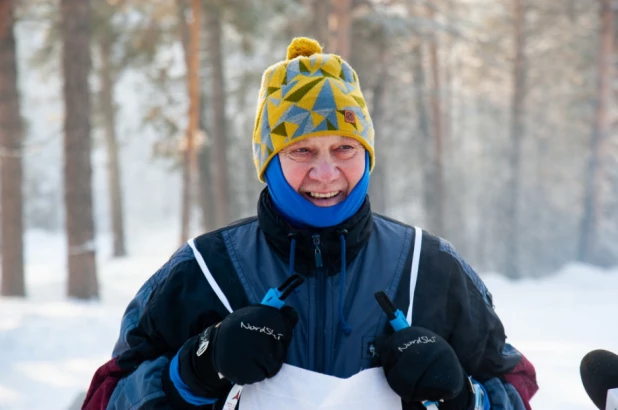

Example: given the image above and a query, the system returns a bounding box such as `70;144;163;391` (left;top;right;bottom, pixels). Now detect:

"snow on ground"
484;264;618;409
1;229;616;409
0;229;179;410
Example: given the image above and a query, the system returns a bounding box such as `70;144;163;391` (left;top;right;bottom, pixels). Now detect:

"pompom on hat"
252;37;375;182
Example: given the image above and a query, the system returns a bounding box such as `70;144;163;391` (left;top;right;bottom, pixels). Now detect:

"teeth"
309;191;339;199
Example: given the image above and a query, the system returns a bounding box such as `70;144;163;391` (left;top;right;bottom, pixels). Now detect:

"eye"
335;144;358;157
285;146;313;160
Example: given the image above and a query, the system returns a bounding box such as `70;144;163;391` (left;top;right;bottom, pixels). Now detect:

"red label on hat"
344;110;356;124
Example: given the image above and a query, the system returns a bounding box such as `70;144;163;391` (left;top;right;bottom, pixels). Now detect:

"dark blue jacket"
82;190;538;409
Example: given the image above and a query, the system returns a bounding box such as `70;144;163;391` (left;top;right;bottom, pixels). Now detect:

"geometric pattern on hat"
252;37;375;182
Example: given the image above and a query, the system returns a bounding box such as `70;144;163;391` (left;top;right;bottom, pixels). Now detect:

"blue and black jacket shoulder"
82;191;538;410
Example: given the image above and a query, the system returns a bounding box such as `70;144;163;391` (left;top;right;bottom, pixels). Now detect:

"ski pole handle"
261;274;304;309
261;288;286;309
374;291;409;331
375;292;443;409
221;275;306;408
388;309;409;332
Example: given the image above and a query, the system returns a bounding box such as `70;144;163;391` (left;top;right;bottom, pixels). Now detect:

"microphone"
580;349;618;409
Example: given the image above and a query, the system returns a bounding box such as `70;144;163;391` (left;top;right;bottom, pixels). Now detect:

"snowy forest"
1;1;618;409
0;0;616;296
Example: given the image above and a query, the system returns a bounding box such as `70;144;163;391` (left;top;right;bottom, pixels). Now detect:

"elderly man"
83;37;537;410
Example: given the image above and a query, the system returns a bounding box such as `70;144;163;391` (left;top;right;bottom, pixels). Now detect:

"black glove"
177;303;299;397
376;326;473;410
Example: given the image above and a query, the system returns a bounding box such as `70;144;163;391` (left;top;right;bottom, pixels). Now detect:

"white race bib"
238;364;402;410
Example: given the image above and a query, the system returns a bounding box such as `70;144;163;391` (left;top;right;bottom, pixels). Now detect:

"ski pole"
374;291;439;410
374;290;408;331
261;274;305;308
222;274;305;409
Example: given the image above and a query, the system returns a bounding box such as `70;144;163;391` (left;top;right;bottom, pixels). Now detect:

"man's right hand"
181;304;299;392
209;304;298;384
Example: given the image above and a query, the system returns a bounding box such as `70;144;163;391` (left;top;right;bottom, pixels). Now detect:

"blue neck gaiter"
265;152;370;228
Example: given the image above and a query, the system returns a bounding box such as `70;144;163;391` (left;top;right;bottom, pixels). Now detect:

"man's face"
278;135;366;207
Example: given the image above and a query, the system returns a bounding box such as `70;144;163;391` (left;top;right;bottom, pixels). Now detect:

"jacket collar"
257;188;373;276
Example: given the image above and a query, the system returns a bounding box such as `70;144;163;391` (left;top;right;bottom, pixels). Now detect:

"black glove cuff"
161;358;220;410
179;330;232;398
441;374;475;410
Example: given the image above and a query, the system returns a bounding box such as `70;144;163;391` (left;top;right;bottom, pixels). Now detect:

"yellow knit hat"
252;37;375;182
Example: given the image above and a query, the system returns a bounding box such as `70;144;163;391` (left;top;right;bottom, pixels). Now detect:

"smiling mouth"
307;191;341;199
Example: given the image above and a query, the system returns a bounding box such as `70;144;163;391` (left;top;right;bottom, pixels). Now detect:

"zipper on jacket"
313;234;326;373
313;234;323;268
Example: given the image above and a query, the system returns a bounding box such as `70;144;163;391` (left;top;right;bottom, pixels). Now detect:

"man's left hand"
376;326;473;409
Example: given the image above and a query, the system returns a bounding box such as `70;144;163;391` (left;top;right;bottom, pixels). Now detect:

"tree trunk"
233;70;258;217
62;0;98;299
368;32;388;214
504;0;526;278
442;0;468;252
311;0;330;47
98;38;126;257
179;0;214;233
205;0;230;228
179;0;201;243
197;91;215;232
0;0;25;297
579;0;613;263
443;1;453;147
329;0;352;59
427;6;446;237
411;42;435;231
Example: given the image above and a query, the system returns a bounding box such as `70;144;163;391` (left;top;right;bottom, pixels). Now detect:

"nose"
309;157;340;183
